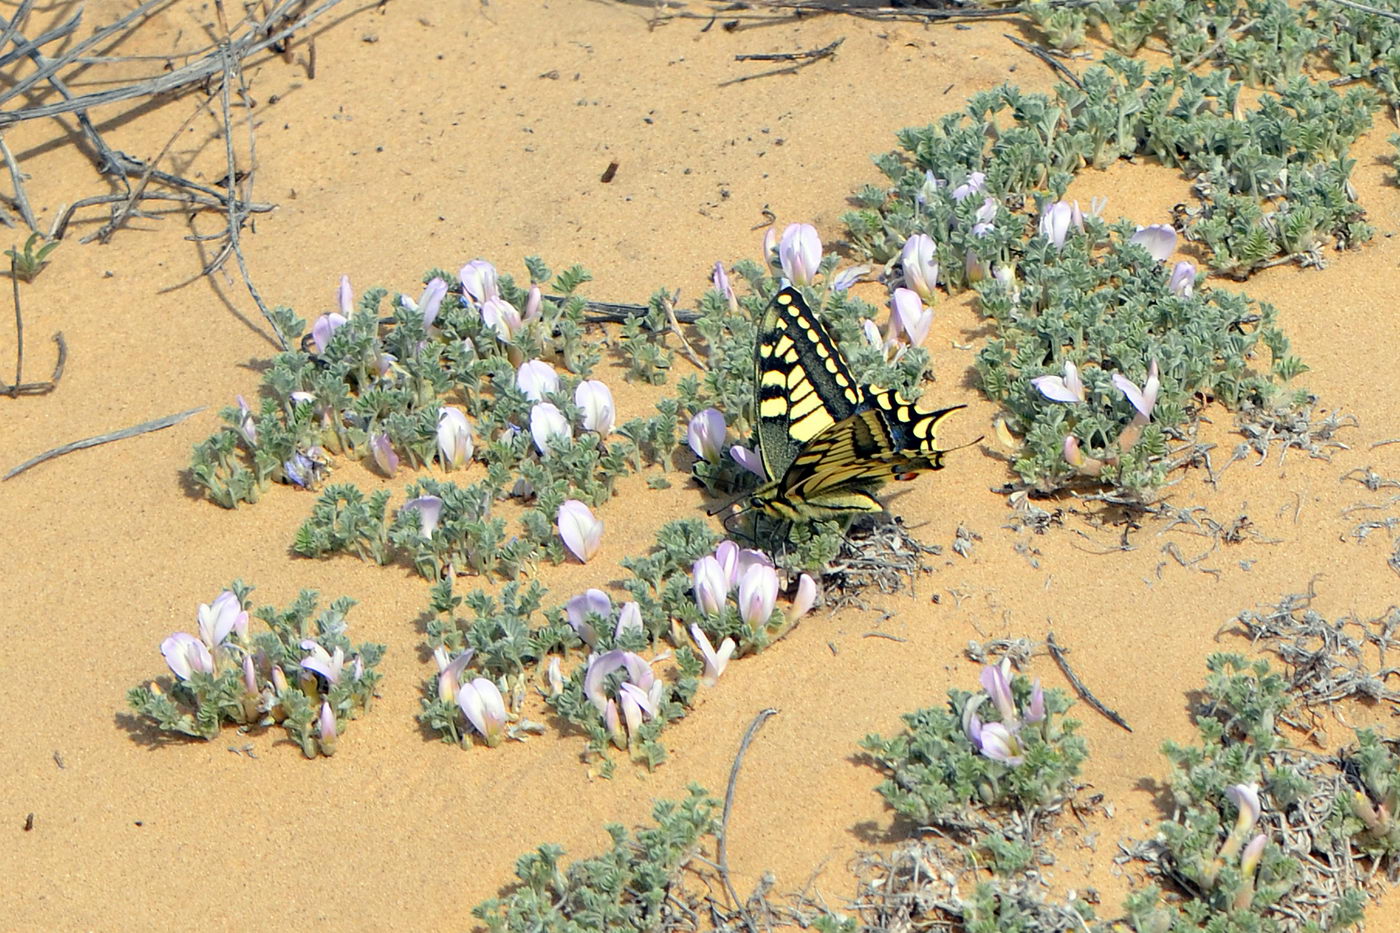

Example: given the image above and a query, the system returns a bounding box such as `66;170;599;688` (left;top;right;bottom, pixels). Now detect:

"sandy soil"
2;1;1398;929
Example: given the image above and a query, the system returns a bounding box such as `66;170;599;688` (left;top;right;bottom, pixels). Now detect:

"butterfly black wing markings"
753;286;866;485
748;286;964;524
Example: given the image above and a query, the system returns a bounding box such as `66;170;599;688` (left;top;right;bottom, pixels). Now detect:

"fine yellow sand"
2;2;1398;929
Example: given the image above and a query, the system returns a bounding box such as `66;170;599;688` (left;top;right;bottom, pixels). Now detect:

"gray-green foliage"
1131;654;1375;930
193;260;677;584
127;583;383;758
1038;0;1400;111
845;56;1373;281
472;785;718;933
977;218;1298;495
860;666;1086;826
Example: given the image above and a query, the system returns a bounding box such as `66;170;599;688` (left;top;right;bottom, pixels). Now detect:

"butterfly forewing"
754;287;867;481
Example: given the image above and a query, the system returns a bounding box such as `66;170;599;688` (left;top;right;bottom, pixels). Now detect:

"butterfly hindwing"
777;403;963;521
754;287;866;482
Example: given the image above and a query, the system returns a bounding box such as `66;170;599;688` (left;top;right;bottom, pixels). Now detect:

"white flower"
778;223;822;285
1130;224;1177;262
691;624;736;687
530;402;572;455
557;499;604;563
516;360;559;402
437;407;474;469
1030;361;1085;404
574;380;615;435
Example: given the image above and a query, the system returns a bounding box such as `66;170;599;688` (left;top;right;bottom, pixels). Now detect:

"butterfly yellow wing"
754;287;867;483
752;396;964;523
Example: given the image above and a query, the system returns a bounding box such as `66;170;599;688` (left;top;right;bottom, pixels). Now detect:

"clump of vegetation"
127;583;382;758
472;785;718;933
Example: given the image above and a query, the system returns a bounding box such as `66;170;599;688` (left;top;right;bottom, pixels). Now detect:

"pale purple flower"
787;573;818;623
861;318;883;351
481;296;521;342
1025;679;1045;724
567;589;612;648
402;495;444;538
619;680;658;719
1063;434;1087;468
435;647;475;705
729;445;765;478
977;721;1025;765
523;285;543;322
516;360;559;402
692;555;728;616
583;649;628;713
557;499;604;563
615;601;644;639
318;701;338;752
762;227;778;262
737;563;779;629
1169;260;1196;297
300;639;346;684
974;197;998;226
962;693;988;743
242;654;258;695
735;547;774;583
459;259;499;305
271;665;290;696
712;262;735;306
900;233;939;300
1130;224;1177;262
282;449;321;488
981;663;1019;725
888;288;933;346
161;632;213;681
617;685;645;740
437;406;474;469
235;395;257;445
336;275;354;315
1031;361;1085;403
1112;360;1160;420
604;699;624;748
402;277;448;328
830;264;870;292
546;657;563;695
310;312;346;354
1240;833;1267;876
779;223;822;285
691;623;736;687
687;408;726;463
714;540;740;589
952;171;986;201
1227;783;1262;836
530;402;572;455
1039;200;1074;250
574;380;615;435
458;677;507;746
197;590;244;649
370;432;399;477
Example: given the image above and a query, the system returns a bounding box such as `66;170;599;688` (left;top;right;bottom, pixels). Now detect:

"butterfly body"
748;287;962;524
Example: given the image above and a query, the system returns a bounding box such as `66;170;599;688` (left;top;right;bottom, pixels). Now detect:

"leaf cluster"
127;584;382;758
472;785;718;933
860;670;1086;827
